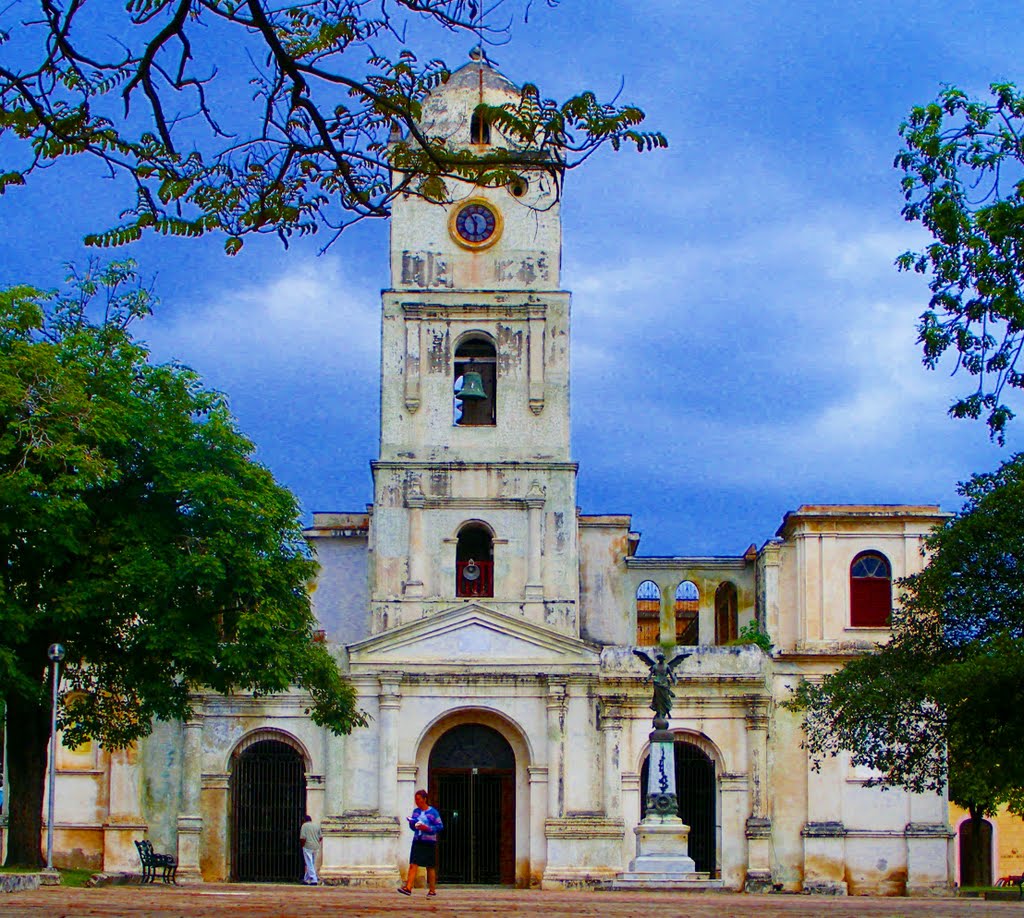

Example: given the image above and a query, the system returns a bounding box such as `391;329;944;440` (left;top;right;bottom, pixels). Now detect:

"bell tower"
370;51;579;635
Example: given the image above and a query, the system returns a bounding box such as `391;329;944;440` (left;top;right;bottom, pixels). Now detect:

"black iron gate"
433;770;512;884
231;739;306;882
429;723;515;885
641;739;717;875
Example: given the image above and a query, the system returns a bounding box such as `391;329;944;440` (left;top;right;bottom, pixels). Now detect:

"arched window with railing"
674;581;699;645
454;336;496;427
456;522;494;597
850;551;892;627
636;581;661;644
714;582;738;644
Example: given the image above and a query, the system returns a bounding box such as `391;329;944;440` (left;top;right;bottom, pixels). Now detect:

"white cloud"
145;257;379;387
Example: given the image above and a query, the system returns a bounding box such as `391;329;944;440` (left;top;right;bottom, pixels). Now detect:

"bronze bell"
455;371;487;401
462;560;481;582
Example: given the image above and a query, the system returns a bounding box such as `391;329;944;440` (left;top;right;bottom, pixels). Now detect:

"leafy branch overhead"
0;259;366;866
0;0;666;253
896;83;1024;442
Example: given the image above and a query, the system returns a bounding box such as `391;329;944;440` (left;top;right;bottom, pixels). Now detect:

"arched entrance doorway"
231;738;306;882
429;723;515;884
959;817;994;887
640;738;717;876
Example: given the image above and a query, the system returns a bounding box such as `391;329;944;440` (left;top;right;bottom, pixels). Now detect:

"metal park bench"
995;874;1024;899
134;839;178;884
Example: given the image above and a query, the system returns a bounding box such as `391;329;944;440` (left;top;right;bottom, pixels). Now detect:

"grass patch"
0;865;94;886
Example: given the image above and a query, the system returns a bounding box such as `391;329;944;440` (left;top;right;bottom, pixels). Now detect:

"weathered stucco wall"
306;513;371;644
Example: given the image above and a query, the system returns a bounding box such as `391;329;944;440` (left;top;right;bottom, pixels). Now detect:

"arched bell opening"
428;723;515;885
230;737;307;882
454;336;496;427
714;581;738;644
636;580;661;644
456;522;494;597
675;580;700;645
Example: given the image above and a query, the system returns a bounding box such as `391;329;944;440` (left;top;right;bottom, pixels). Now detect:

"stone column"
176;718;204;883
320;727;346;883
527;307;545;415
103;745;146;872
659;581;673;645
377;674;402;819
599;697;625;819
744;696;773;892
563;677;601;813
524;482;545;602
403;306;422;413
545;680;566;820
528;766;548;884
395;764;419;874
324;728;346;818
404;480;425;598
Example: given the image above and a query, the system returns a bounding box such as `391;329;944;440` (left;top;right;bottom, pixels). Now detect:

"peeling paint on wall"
494;254;549;285
427;328;451;373
496;324;524;373
401;252;453;288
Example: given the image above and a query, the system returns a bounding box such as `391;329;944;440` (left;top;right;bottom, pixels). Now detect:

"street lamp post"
45;643;65;871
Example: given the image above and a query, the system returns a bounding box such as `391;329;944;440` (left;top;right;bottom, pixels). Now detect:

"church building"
6;53;955;895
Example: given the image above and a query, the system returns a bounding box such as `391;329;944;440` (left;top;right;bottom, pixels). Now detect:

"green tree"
788;455;1024;875
896;83;1024;443
0;1;665;254
0;260;366;867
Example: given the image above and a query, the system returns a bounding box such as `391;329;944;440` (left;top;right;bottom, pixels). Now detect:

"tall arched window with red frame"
850;551;892;627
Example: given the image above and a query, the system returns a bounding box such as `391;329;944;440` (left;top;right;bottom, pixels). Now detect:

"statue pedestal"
629;821;697;874
610;819;711;888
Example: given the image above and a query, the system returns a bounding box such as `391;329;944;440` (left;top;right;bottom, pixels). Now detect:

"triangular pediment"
348;603;599;669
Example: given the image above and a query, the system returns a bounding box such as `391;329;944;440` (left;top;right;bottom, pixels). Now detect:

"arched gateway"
428;723;515;884
231;738;306;882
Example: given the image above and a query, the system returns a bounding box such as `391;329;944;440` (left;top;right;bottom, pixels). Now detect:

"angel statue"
632;649;692;722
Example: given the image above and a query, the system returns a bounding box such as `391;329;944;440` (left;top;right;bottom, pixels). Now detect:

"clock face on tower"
450;199;502;249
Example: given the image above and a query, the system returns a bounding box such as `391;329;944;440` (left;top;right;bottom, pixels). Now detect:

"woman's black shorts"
409;839;437;868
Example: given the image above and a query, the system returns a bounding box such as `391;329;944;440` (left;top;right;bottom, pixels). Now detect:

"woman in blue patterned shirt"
397;788;444;897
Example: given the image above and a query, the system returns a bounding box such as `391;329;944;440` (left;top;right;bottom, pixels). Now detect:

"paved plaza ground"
2;884;1023;918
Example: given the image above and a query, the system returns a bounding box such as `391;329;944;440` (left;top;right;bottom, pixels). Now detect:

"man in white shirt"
299;814;322;885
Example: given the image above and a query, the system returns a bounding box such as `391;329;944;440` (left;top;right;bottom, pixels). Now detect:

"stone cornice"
372;459;578;473
545;817;624;839
626;556;750;570
323;815;400;836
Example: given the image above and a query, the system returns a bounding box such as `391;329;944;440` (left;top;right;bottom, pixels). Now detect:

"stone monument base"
607;820;715;889
630;822;697;874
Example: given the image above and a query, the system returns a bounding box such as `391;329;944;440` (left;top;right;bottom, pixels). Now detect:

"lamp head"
47;643;65;663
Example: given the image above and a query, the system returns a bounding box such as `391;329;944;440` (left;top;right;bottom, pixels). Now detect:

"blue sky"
1;1;1018;554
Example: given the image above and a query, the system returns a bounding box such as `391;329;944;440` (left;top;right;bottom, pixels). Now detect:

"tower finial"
468;44;496;67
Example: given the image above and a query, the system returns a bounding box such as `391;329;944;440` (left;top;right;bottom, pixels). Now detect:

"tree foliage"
0;0;665;253
0;260;366;865
896;83;1024;443
788;454;1024;818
